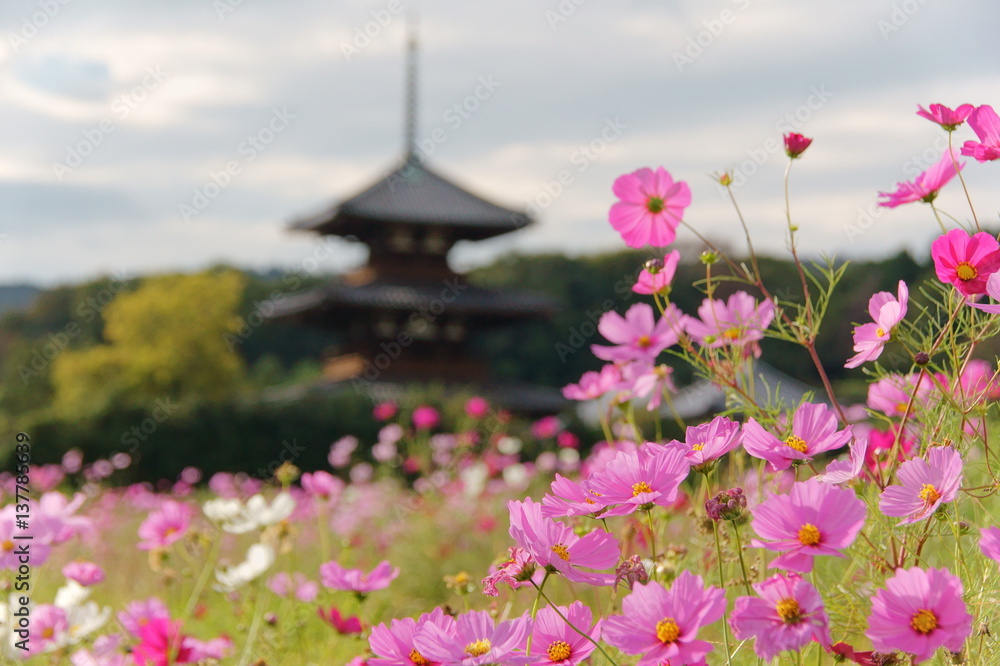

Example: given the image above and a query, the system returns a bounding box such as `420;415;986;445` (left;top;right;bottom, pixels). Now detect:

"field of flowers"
6;102;1000;665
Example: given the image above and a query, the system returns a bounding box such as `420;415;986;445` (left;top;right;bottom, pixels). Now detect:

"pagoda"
269;32;556;401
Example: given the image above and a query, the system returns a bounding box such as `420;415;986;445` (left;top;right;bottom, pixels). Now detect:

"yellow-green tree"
51;270;247;416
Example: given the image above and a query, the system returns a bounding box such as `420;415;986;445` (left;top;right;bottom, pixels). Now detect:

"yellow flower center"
41;627;54;639
875;327;886;337
465;639;492;657
551;544;571;561
723;327;742;340
798;523;821;546
895;402;909;414
637;335;652;349
692;443;705;451
919;484;941;504
646;196;665;214
910;608;938;635
955;261;977;281
409;648;433;665
632;481;653;497
0;540;13;553
775;598;802;623
547;640;572;662
655;618;681;644
784;435;808;453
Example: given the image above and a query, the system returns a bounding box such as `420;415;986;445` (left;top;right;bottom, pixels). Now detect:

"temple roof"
290;155;533;241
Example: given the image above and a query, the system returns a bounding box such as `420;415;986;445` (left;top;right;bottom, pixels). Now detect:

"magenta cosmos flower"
879;446;962;525
320;560;400;594
783;133;813;158
845;280;908;368
815;433;868;485
961;104;1000;162
624;361;676;411
586;443;690;517
62;561;105;586
878;149;964;208
969;271;1000;314
413;610;530;666
525;602;601;666
633;250;680;295
609;167;691;248
685;291;774;356
369;607;456;666
507;498;619;586
668;415;741;473
742;402;853;472
917;103;974;131
541;475;607;518
562;364;623;401
866;567;972;662
602;570;725;666
482;546;537;596
137;500;193;551
590;302;684;364
867;373;938;419
750;480;866;573
412;405;440;431
931;228;1000;297
729;573;832;661
980;526;1000;566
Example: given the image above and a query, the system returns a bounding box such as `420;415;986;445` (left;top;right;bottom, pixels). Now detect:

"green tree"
51;270;247;416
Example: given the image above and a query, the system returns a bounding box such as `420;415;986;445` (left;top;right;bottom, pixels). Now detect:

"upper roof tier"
290;154;533;242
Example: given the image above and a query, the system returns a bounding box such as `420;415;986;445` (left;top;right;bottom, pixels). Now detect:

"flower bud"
705;487;747;522
644;258;665;274
700;250;719;265
914;351;930;366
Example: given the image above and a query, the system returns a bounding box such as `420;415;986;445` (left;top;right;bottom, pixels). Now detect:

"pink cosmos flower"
301;470;344;501
633;250;681;295
268;572;318;602
602;571;726;666
591;302;684;364
961;104;1000;162
784;133;813;158
562;364;623;401
482;546;537;596
729;573;832;661
866;567;972;661
684;292;775;357
815;433;868;485
465;396;490;419
63;561;105;586
980;527;1000;565
319;606;364;634
668;415;741;473
413;610;530;666
118;597;170;636
137;500;192;551
954;358;1000;404
373;401;398;421
879;447;963;525
132;618;193;666
34;604;69;652
845;280;908;368
742;402;853;472
609;167;691;248
865;426;916;476
320;560;400;594
412;405;440;431
750;480;866;573
541;475;608;518
525;602;601;666
507;497;619;586
531;415;562;440
917;103;974;131
969;270;1000;314
878;149;964;208
368;607;456;666
867;373;937;419
0;506;52;569
931;228;1000;297
70;635;129;666
625;362;677;411
31;464;65;492
38;490;92;544
184;637;233;662
586;444;690;517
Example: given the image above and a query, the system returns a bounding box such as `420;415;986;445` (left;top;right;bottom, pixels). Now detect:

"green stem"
712;521;734;666
929;201;948;233
525;571;550;654
731;521;753;596
182;533;223;619
646;509;658;578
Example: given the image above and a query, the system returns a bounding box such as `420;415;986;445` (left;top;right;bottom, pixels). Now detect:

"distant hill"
0;285;40;315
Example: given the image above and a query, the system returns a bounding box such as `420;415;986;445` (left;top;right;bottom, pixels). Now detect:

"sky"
2;0;999;286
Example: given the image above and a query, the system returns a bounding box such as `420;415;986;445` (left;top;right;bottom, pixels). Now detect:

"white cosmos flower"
203;493;295;534
214;543;275;593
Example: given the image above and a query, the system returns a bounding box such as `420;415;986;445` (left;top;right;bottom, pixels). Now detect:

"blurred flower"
917;103;974;130
865;427;915;476
328;436;359;469
179;466;202;484
866;567;972;661
63;561;104;587
318;606;364;634
320;560;400;594
633;250;680;296
562;364;623;401
878;149;963;207
783;132;813;158
267;572;318;601
62;449;84;474
626;362;677;411
372;401;398;421
730;573;832;661
301;471;344;500
750;480;866;573
132;618;192;665
879;447;962;525
214;543;275;593
980;527;1000;566
137;500;192;551
202;492;295;534
412;405;440;431
961;104;1000;161
845;280;908;368
931;228;1000;297
465;396;490;419
602;571;725;666
556;431;579;449
591;303;684;364
609;166;691;248
531;415;562;440
118;597;170;636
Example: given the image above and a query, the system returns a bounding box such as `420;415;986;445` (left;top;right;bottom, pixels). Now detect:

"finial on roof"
404;15;419;162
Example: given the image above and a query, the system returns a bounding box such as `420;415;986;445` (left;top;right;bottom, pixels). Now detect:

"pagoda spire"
404;16;419;161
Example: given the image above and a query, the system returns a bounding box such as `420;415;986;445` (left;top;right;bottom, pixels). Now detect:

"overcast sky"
2;0;999;286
